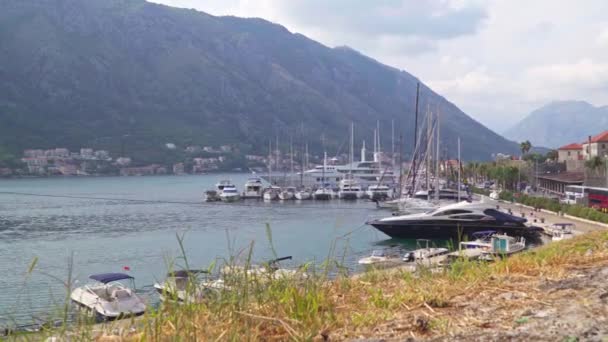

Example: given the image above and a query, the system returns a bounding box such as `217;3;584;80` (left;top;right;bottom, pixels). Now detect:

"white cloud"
597;27;608;47
526;59;608;90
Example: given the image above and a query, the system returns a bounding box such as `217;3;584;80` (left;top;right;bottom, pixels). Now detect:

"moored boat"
367;201;542;240
278;187;296;200
219;182;240;202
242;177;264;199
154;270;225;304
294;188;312;200
70;273;146;321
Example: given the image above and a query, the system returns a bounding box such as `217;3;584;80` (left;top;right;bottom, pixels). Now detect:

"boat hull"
338;192;358;200
369;219;542;240
313;194;332;200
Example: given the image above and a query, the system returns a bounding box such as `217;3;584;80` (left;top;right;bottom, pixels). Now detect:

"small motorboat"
543;223;575;239
221;256;307;282
481;234;526;260
219;182;240;202
154;270;225;304
204;190;220;202
402;239;449;264
295;188;312;200
278;187;296;200
445;231;495;262
358;248;403;268
71;273;146;321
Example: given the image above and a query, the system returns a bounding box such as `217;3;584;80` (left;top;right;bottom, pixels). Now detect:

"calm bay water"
0;174;403;325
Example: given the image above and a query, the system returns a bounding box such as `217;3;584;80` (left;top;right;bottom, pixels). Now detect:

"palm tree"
520;140;532;157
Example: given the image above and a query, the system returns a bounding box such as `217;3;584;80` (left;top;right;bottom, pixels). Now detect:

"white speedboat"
154;270;225;304
242;177;264;199
295;189;312;200
71;273;146;321
263;186;280;201
204;190;220;202
358;248;403;268
219;183;240;202
278;187;296;200
221;256;307;282
402;239;449;263
313;187;333;200
445;231;495;262
338;178;361;200
367;184;392;201
543;223;574;239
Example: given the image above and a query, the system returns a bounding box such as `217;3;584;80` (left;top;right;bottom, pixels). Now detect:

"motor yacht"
278;187;296;200
71;273;146;321
242;177;264;199
262;186;280;201
338;178;361;200
294;188;312;200
219;182;240;202
368;201;542;240
154;270;225;304
366;184;392;201
313;187;333;200
413;188;469;201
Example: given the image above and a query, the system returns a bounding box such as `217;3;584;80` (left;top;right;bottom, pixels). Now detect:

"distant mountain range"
0;0;520;162
504;101;608;148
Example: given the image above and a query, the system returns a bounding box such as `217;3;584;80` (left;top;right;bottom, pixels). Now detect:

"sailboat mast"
391;119;395;167
458;137;461;202
350;122;354;175
435;112;440;201
411;82;420;195
426;107;431;199
290;136;294;186
268;139;272;185
398;133;403;198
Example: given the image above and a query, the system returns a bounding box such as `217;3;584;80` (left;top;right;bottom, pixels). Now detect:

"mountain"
0;0;520;162
504;101;608;148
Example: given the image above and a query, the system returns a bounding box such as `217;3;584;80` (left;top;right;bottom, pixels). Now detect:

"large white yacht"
262;143;396;189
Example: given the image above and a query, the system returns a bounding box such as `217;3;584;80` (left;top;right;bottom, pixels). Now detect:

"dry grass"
16;230;608;341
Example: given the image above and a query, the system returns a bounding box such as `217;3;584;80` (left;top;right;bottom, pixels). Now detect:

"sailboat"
262;139;280;201
279;139;296;200
313;152;334;200
338;123;362;200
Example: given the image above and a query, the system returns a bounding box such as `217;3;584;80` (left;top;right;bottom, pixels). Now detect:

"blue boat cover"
89;273;133;283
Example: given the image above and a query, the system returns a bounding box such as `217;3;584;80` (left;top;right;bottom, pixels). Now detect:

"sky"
153;0;608;132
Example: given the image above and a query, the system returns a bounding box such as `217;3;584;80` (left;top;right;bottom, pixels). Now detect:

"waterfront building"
582;131;608;159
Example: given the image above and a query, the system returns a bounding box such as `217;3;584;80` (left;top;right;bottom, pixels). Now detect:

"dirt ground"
344;261;608;342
